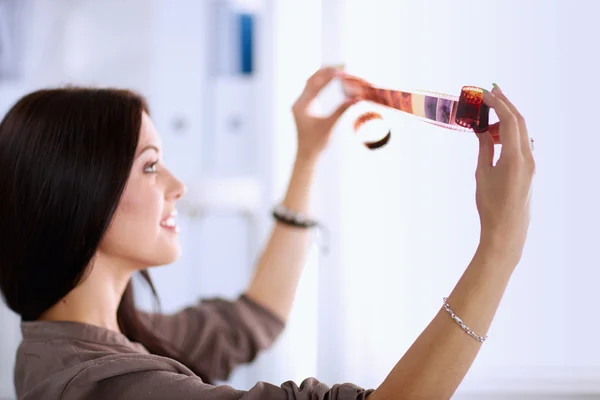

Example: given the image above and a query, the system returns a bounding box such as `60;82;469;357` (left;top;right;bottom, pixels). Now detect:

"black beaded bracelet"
272;204;330;254
272;204;318;228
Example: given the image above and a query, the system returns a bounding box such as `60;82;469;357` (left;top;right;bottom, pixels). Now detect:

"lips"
160;209;179;233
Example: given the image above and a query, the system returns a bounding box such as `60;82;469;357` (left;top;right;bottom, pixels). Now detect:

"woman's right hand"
361;86;537;400
475;84;535;261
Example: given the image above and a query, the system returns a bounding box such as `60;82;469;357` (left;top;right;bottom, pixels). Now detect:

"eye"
144;160;159;173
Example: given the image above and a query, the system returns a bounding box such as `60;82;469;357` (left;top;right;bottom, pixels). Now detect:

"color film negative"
338;73;492;149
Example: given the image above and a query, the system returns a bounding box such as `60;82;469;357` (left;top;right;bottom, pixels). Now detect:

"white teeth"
162;217;176;227
160;210;179;232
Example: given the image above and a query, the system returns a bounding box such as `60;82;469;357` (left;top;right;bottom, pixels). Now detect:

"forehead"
138;112;162;149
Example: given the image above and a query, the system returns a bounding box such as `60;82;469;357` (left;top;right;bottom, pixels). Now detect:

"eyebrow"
136;145;160;158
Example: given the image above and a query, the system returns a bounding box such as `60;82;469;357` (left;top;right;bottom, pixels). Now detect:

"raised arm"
368;84;535;400
245;66;354;321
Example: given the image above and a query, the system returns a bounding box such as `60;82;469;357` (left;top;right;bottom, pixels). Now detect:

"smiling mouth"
160;210;179;233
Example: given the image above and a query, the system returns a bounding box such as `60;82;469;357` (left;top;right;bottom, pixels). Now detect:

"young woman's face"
97;112;186;269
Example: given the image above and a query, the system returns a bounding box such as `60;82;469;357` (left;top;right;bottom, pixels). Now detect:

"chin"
140;242;182;269
157;244;182;266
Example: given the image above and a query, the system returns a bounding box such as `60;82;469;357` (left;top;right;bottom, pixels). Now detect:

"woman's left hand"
292;66;356;162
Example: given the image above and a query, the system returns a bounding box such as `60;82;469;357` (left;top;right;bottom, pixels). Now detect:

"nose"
166;170;186;201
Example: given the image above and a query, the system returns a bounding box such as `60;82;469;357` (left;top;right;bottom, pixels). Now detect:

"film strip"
338;73;496;149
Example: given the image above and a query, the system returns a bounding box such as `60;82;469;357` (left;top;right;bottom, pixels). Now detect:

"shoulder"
17;341;196;400
15;321;196;400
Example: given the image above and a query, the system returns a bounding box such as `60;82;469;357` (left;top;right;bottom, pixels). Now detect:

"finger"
491;84;531;158
477;130;495;169
482;89;520;154
295;66;340;111
326;98;357;125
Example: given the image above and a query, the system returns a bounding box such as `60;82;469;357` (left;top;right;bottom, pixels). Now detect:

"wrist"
294;150;321;167
476;234;523;269
290;153;318;182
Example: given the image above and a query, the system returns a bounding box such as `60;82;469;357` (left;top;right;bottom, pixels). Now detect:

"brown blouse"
14;294;373;399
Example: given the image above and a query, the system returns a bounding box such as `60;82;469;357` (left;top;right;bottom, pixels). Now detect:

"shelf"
179;176;263;216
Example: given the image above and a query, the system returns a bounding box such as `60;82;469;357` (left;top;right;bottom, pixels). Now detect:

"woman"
0;67;534;400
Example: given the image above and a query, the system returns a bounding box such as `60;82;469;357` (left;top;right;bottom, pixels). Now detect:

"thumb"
477;131;495;170
487;122;501;145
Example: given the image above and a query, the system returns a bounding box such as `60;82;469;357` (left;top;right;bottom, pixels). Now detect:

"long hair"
0;87;209;382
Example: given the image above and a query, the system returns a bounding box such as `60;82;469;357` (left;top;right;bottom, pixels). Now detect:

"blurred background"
0;0;598;399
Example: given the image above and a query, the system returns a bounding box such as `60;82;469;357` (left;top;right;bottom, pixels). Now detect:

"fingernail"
482;88;495;98
492;83;502;93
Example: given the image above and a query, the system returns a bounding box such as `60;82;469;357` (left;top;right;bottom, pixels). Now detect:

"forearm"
245;154;318;322
370;242;519;400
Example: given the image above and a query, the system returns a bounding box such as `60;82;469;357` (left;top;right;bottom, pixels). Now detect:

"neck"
39;257;134;333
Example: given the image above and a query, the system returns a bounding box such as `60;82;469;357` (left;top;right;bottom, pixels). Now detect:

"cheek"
98;179;179;266
107;181;164;247
99;184;165;259
118;186;163;226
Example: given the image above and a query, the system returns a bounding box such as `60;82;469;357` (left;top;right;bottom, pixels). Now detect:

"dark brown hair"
0;87;209;382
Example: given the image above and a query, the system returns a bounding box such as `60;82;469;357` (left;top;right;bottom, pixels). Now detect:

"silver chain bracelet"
442;297;487;343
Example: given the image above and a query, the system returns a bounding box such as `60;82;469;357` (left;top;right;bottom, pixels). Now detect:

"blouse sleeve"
139;293;285;381
68;359;375;400
110;373;375;400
